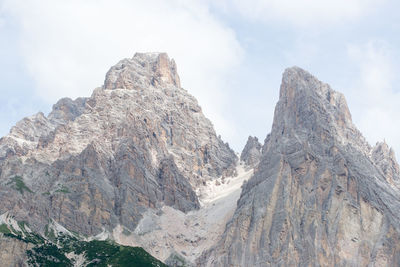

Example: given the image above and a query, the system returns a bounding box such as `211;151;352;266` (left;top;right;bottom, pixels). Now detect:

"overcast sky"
1;0;400;154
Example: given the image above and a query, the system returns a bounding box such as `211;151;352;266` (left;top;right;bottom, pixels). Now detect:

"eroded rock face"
372;141;400;189
104;52;181;90
240;136;262;168
48;97;87;124
0;235;33;267
0;53;236;236
200;67;400;266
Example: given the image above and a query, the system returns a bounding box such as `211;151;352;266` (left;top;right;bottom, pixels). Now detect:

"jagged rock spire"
372;141;400;188
0;52;237;239
200;67;400;266
104;52;181;90
240;136;262;168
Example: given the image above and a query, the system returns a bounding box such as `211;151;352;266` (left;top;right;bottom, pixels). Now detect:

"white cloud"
347;40;400;155
212;0;383;26
0;4;5;28
1;0;243;144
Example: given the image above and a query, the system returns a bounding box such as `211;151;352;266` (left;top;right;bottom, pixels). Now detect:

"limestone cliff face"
2;59;400;266
200;67;400;266
0;53;237;236
0;235;33;267
240;136;262;168
371;141;400;189
104;52;181;89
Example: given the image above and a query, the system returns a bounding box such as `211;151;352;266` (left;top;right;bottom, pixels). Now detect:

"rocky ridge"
371;141;400;189
1;56;400;267
0;53;237;240
200;67;400;266
240;136;262;169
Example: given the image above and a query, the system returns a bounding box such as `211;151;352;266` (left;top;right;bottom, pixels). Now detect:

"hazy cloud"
213;0;383;27
1;0;399;155
2;0;243;143
347;40;400;154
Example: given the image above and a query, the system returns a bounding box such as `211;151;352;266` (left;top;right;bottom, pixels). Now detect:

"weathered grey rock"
240;136;262;168
0;235;33;267
165;251;195;267
104;52;181;89
0;52;236;238
0;98;87;158
0;112;53;157
199;67;400;266
371;141;400;188
48;97;87;124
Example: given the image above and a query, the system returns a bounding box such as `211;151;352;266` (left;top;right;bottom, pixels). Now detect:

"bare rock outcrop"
0;53;236;237
199;67;400;266
3;57;400;266
240;136;262;168
0;235;33;267
104;52;181;89
372;141;400;188
48;97;87;124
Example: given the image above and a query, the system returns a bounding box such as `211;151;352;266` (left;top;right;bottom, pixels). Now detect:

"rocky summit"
240;136;262;169
199;67;400;266
1;54;400;267
0;52;238;266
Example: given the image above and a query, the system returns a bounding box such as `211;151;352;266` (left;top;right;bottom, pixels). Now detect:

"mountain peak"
240;136;262;168
372;141;400;187
201;68;400;267
272;66;370;154
281;66;348;109
104;52;180;90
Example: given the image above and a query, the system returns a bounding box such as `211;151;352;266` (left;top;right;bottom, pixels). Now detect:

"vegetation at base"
27;236;168;267
55;185;70;194
0;222;44;245
6;175;33;195
3;222;168;267
0;223;11;234
44;224;56;241
27;243;73;267
76;240;168;267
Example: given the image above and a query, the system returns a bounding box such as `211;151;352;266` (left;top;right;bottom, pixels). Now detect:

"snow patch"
86;228;110;241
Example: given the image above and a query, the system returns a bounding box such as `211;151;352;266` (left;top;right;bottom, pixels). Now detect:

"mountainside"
0;52;238;265
1;54;400;267
199;67;400;266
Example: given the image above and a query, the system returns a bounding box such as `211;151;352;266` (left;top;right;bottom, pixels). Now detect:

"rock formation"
371;141;400;189
0;52;237;238
240;136;262;168
200;67;400;266
0;237;33;266
2;56;400;266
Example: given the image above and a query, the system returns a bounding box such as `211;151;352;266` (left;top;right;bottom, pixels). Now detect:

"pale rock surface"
0;53;237;238
199;67;400;266
113;163;253;265
0;235;33;267
371;141;400;189
2;58;400;267
240;136;262;169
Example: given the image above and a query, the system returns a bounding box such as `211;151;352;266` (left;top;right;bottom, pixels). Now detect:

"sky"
1;0;400;154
